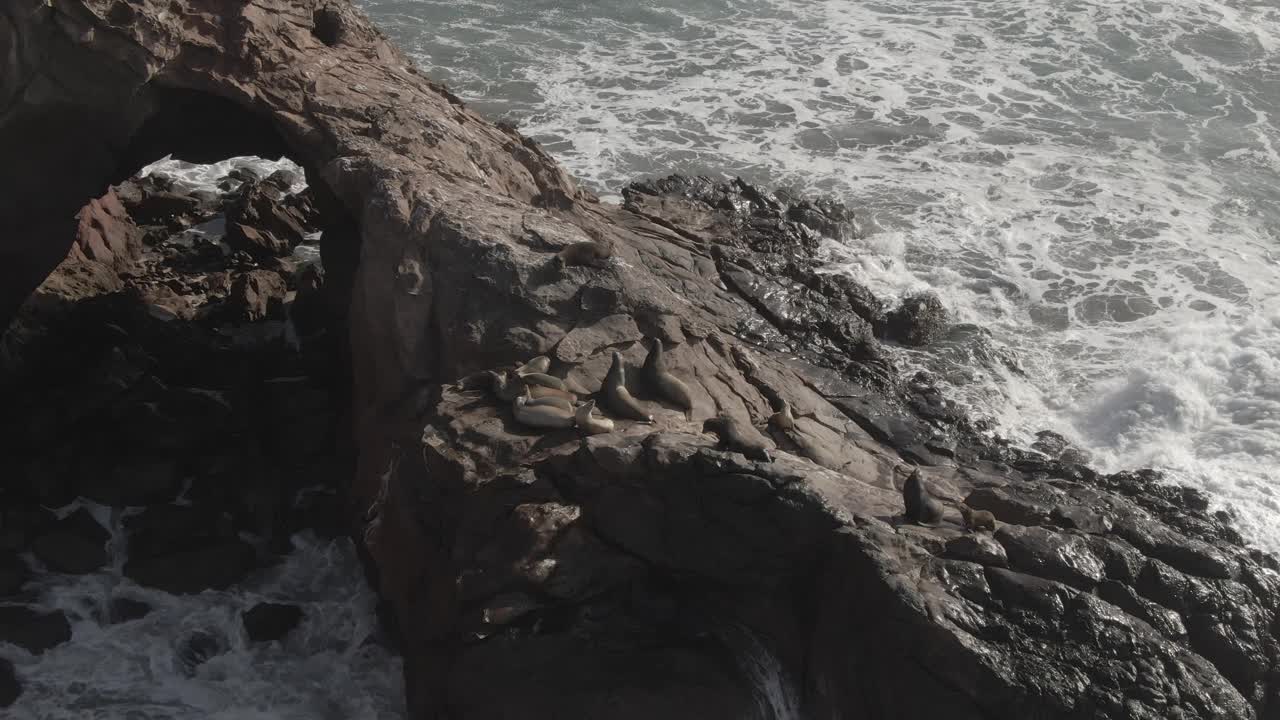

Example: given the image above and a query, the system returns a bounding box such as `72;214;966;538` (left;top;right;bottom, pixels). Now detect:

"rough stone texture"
1;2;1278;720
229;269;287;321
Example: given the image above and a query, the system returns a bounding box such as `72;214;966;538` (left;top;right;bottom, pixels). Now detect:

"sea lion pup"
518;372;568;391
603;351;654;423
557;236;613;269
513;395;576;429
902;469;945;526
517;356;551;375
702;414;773;462
769;400;796;432
574;399;615;435
957;503;997;532
642;338;694;417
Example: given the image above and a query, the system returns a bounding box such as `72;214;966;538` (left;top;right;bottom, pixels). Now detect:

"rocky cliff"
2;1;1279;718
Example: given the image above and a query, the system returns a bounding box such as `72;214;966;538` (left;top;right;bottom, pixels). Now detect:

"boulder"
30;508;109;574
0;657;19;708
880;292;948;346
122;506;256;594
0;606;72;653
242;602;303;642
228;270;287;322
224;180;317;259
0;553;29;596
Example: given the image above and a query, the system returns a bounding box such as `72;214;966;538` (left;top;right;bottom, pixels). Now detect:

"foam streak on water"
359;0;1280;551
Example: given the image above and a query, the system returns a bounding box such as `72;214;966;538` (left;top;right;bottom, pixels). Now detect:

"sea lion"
557;241;612;268
574;399;615;435
769;400;796;432
603;351;654;422
642;338;694;417
522;387;574;413
958;503;997;532
517;356;552;375
492;369;575;403
490;369;524;402
702;414;773;462
513;396;575;429
519;372;568;391
902;469;945;525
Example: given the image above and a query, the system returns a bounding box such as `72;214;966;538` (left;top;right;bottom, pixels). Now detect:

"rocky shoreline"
3;0;1279;718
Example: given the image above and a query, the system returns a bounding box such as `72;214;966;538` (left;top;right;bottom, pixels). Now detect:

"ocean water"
7;506;402;719
357;0;1280;553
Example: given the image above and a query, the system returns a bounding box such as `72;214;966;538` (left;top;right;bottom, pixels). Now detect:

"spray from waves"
357;0;1280;551
6;517;403;720
719;624;802;720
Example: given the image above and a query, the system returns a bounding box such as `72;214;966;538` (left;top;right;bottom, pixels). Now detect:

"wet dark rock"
175;629;227;677
1032;429;1093;465
0;606;72;653
106;597;153;624
83;457;180;506
0;657;19;708
880;292;948;346
242;602;303;642
0;505;55;553
122;506;256;594
30;508;109;574
0;553;29;596
944;533;1008;567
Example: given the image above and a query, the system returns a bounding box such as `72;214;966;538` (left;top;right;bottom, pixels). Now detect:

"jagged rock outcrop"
2;1;1278;719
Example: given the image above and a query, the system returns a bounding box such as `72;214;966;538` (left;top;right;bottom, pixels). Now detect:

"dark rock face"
123;505;257;594
0;657;19;708
0;553;28;597
105;597;153;624
2;2;1279;719
0;606;72;654
242;602;304;642
31;508;109;574
882;292;948;346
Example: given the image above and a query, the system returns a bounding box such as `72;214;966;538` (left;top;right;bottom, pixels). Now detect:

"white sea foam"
4;532;403;719
360;0;1280;551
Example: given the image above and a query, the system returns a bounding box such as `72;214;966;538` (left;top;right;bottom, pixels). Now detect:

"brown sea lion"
702;414;773;462
642;338;694;417
902;469;945;525
603;351;653;423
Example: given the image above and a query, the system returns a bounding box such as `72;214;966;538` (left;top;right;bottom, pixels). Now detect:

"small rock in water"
175;629;227;678
0;606;72;653
0;657;20;707
881;292;948;346
242;602;304;642
102;597;153;625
